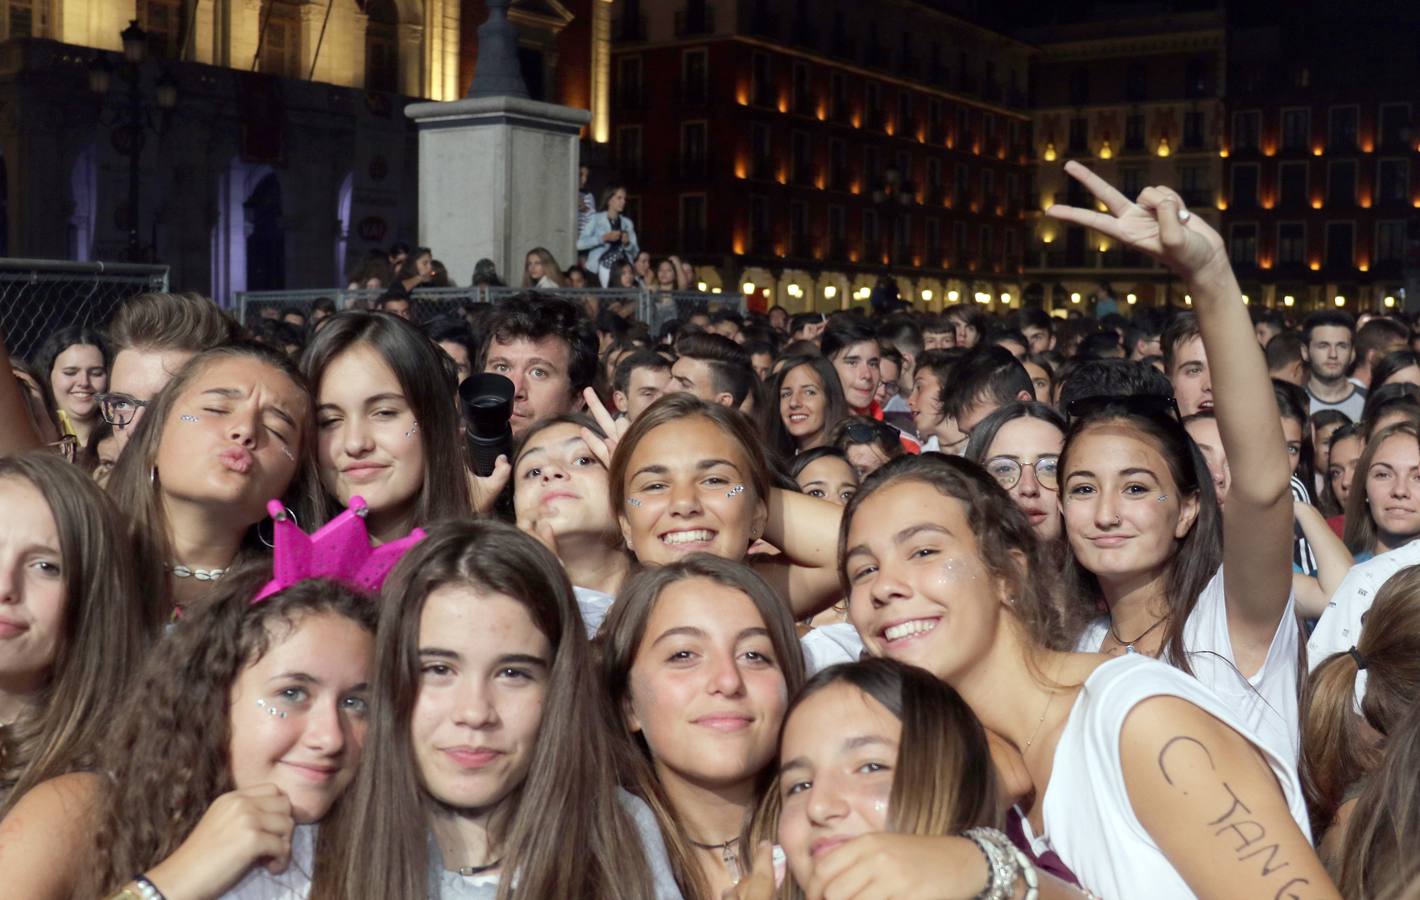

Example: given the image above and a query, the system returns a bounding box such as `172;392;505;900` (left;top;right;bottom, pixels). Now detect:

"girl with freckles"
830;453;1335;899
599;554;806;899
1050;161;1302;768
0;564;377;900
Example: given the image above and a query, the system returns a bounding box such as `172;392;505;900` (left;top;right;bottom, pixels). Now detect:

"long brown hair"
1057;409;1223;673
1336;702;1420;898
312;519;658;900
84;565;377;896
750;658;998;899
0;453;154;819
598;554;807;900
521;247;567;288
106;342;318;619
1342;423;1420;555
299;311;472;530
837;453;1083;650
1301;564;1420;835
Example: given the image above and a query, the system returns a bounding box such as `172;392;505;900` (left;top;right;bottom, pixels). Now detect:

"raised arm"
1294;501;1355;617
1047;161;1294;667
0;328;43;455
753;487;844;619
1122;696;1339;900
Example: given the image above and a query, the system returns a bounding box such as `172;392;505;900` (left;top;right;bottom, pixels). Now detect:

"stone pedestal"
406;96;590;286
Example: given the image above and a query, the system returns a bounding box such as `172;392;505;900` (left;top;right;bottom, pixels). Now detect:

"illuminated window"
259;2;302;79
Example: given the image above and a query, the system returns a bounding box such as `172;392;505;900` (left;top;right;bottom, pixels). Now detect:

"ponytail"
1300;649;1378;836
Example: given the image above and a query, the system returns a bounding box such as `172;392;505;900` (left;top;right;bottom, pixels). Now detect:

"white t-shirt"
1308;538;1420;669
221;824;316;899
799;622;863;675
1023;655;1310;900
574;585;616;638
1075;565;1301;764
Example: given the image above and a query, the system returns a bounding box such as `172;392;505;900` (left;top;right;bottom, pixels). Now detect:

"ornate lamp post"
88;20;178;261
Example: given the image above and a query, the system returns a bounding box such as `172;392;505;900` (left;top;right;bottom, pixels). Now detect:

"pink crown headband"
253;496;426;603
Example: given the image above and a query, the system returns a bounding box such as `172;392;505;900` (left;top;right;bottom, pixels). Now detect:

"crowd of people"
1;161;1418;899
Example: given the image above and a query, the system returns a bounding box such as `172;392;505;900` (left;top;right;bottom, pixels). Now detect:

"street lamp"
88;20;177;262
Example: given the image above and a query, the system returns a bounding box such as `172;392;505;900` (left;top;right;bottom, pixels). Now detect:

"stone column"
406;96;591;282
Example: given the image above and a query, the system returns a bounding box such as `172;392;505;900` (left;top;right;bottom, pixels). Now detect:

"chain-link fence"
0;258;170;360
236;286;747;328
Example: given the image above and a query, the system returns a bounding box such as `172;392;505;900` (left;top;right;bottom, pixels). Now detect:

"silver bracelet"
965;827;1039;900
965;828;1017;900
132;875;167;900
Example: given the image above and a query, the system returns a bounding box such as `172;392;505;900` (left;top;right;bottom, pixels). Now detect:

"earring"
150;466;157;487
258;507;299;550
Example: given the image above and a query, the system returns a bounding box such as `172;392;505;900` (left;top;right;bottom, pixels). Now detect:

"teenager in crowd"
513;414;631;631
1310;409;1352;507
301;311;477;539
103;291;240;452
1162;312;1212;416
313;520;676;899
1052;164;1301;766
1303;311;1365;421
671;333;756;411
106;342;316;616
612;350;674;424
34;326;108;446
789;447;859;507
1324;423;1364;526
1;564;377;900
1023;353;1055;404
943;306;983;349
599;555;805;899
1341;423;1420;562
820;319;882;419
0;453;151;821
964;401;1067;544
1358;382;1420;439
764;355;849;460
829;417;905;479
522;247;567;290
1370;349;1420;390
1302;563;1420;867
941;346;1035;437
602;392;842;620
733;659;1090;900
904;348;965;453
839;452;1334;898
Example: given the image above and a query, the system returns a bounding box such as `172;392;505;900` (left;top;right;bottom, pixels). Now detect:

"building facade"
1023;9;1227;312
610;0;1034;314
1221;11;1419;313
0;0;599;300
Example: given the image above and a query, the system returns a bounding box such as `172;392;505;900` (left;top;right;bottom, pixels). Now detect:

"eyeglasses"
984;454;1059;491
96;392;149;427
1065;393;1182;426
46;434;77;463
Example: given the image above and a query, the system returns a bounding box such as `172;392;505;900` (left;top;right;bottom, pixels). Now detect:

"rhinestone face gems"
179;414;199;422
726;483;746;499
626;497;642;507
255;699;287;719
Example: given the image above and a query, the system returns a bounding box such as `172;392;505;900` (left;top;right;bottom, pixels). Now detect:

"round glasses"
983;454;1059;491
97;392;149;428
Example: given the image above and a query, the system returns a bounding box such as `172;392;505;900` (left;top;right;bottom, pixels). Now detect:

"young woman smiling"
1341;423;1420;561
0;565;376;900
301;312;476;544
836;454;1336;899
602;392;844;619
34;325;108;446
599;555;806;899
964;401;1067;544
764;355;849;460
1052;161;1302;766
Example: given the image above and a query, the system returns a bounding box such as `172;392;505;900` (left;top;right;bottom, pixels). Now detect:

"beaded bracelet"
964;827;1040;900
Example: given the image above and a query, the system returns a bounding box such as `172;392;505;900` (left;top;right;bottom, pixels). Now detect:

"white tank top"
220;823;315;899
1027;654;1310;900
1075;564;1302;765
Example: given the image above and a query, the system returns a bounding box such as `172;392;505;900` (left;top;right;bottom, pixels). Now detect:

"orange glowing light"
848;250;860;262
1260;258;1273;270
1359;194;1372;209
885;121;895;136
815;176;826;190
850;181;861;195
733;237;746;254
776;171;788;185
881;253;890;264
1262;196;1275;210
1312;198;1324;209
972;142;981;155
1219;147;1230;158
777;97;789;113
1263;146;1276;157
736;86;749;106
917;128;926;143
816;105;826;121
851;114;862;128
912;255;922;267
1216;197;1228;211
1361;140;1374;153
1310;261;1321;271
946;136;956;150
1312;145;1324;156
734;159;747;179
1359;262;1370;272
